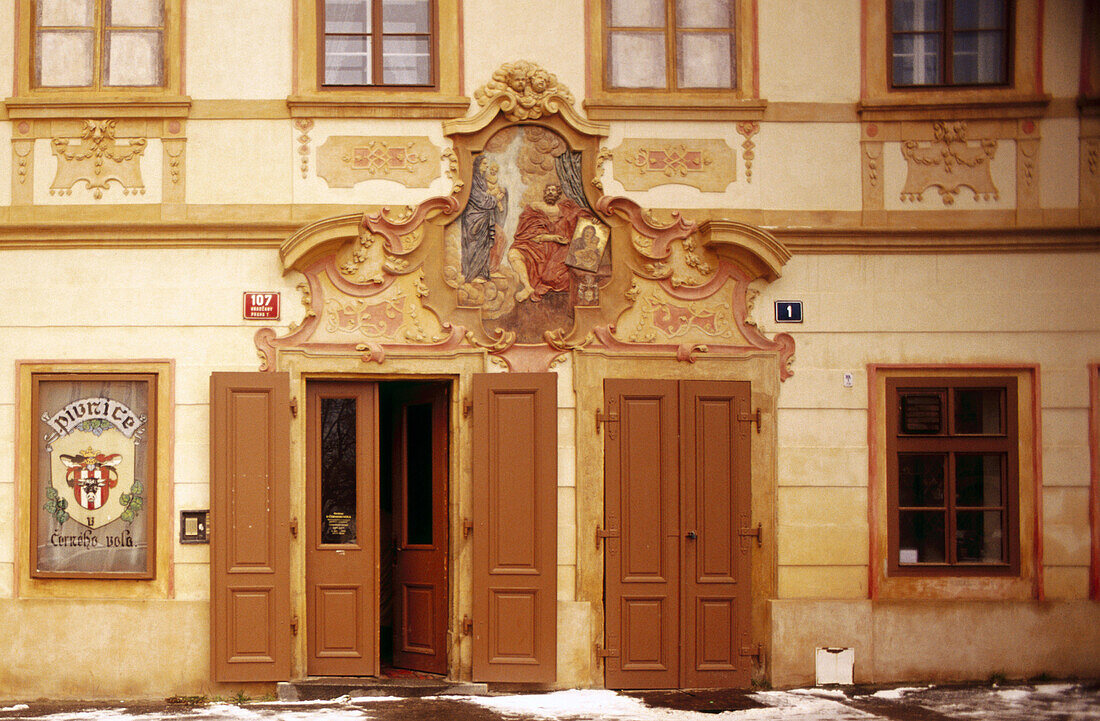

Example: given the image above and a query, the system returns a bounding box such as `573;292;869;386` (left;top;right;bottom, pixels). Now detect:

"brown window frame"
30;0;168;90
886;376;1020;577
317;0;439;90
30;372;158;580
887;0;1014;89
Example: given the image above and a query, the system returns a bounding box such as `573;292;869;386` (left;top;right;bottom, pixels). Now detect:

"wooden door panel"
472;373;557;682
210;372;291;682
680;381;752;688
391;382;449;674
604;380;679;689
306;382;378;677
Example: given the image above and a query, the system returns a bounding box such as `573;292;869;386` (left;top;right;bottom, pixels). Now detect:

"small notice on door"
325;511;354;540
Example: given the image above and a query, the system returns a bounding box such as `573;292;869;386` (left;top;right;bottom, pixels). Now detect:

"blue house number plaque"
775;301;803;323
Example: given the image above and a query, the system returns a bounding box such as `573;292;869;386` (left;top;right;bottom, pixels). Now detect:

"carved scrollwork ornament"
473;60;575;122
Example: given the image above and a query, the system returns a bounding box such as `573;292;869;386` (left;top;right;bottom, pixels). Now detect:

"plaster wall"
757;0;861;103
185;1;293;100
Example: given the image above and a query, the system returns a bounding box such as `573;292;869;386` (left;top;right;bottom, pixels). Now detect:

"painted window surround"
868;365;1040;601
14;360;176;600
583;0;764;121
861;0;1047;121
8;0;188;120
288;0;468;119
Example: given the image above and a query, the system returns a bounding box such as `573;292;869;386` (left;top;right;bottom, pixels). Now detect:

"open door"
471;372;557;682
389;382;449;674
210;372;292;682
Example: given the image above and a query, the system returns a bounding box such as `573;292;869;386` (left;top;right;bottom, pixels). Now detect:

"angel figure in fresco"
509;183;591;302
461;155;508;283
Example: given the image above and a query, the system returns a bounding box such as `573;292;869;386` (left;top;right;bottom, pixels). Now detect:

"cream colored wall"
757;0;861;103
185;1;293;99
1044;0;1085;100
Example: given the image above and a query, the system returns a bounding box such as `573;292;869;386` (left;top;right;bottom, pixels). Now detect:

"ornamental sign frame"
31;373;157;579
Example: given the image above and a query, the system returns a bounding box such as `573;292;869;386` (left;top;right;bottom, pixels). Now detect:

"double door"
603;379;753;689
305;380;448;677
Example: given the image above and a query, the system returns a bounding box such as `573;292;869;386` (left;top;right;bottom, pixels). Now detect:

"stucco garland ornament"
473;60;575;122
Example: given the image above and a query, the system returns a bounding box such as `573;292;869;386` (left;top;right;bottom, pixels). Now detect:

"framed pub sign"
31;373;157;579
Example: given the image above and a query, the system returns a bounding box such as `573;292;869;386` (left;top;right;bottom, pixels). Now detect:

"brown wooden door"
306;382;379;676
603;379;680;690
603;379;753;689
471;373;557;682
390;382;449;674
680;380;752;688
210;372;291;682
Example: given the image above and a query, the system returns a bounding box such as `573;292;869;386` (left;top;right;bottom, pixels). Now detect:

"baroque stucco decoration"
257;61;794;377
50;119;147;200
612;139;735;192
316;136;440;188
900;121;998;205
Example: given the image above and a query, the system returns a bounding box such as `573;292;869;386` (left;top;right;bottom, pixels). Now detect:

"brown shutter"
471;372;557;682
210;372;292;682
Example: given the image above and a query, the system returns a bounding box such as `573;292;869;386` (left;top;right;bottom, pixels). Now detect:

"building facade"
1;0;1099;699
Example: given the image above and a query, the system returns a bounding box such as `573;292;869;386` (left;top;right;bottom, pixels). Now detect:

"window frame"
887;0;1014;89
317;0;438;90
12;0;186;116
584;0;764;121
859;0;1045;121
885;376;1021;577
290;0;467;119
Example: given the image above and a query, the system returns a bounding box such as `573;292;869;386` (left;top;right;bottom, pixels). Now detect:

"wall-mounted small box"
815;647;854;685
180;510;209;544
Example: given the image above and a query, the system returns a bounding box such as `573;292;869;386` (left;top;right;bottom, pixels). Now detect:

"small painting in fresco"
446;125;609;342
34;375;153;577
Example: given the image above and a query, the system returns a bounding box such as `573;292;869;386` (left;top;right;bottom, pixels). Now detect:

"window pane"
901;392;943;434
325;35;372;84
105;30;163;86
608;0;665;27
36;30;94;86
38;0;93;27
382;0;430;33
404;404;433;546
956;510;1003;562
899;510;946;563
327;0;372;33
952;31;1006;84
382;35;431;84
892;33;942;85
955;454;1003;506
898;454;946;507
608;31;666;88
676;31;734;88
677;0;733;28
893;0;942;31
108;0;164;27
954;388;1003;434
954;0;1005;29
320;398;357;545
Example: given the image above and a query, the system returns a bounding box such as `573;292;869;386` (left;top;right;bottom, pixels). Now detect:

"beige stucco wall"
185;2;293;100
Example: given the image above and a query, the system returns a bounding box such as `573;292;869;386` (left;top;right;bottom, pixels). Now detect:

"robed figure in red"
508;183;591;302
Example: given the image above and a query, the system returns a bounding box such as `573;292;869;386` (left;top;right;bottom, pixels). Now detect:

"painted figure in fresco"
460;155;508;282
509;183;591;302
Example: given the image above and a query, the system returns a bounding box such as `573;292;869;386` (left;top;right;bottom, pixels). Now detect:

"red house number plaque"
243;292;280;320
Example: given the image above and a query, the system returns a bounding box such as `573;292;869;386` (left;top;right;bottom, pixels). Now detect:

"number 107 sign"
243;292;280;320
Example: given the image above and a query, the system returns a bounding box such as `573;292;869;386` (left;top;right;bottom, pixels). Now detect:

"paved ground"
1;681;1099;720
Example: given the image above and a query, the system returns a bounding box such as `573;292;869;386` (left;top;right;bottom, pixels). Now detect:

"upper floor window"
604;0;735;91
321;0;434;87
34;0;165;89
890;0;1011;87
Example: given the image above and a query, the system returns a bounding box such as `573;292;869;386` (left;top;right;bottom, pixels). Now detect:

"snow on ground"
865;686;928;700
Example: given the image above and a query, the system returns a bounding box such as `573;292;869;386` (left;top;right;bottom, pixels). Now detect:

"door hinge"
462;615;473;636
595;410;619;434
290;615;299;636
462;397;473;418
595;643;619;666
462;517;474;538
739;522;763;548
739;643;764;664
289;517;299;539
289;396;299;418
738;408;761;433
595;525;620;549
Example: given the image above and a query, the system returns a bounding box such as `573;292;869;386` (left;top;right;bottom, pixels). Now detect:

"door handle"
685;531;697;540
